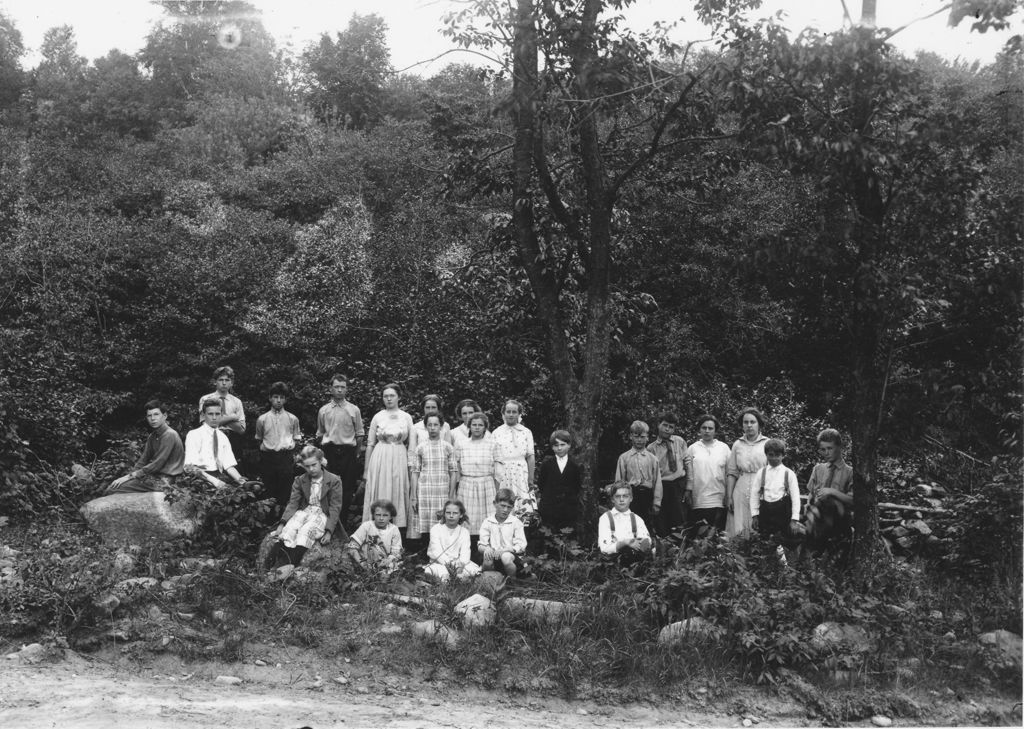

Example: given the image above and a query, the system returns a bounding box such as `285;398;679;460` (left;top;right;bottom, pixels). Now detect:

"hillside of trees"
0;1;1019;553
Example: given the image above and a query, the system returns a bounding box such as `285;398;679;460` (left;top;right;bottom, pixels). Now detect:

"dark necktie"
213;429;223;473
662;439;677;472
823;463;836;490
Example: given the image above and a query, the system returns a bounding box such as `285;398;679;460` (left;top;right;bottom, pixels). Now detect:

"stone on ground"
80;492;199;544
503;597;581;623
811;622;874;653
658;617;720;645
978;629;1022;669
455;594;496;627
410;619;460;648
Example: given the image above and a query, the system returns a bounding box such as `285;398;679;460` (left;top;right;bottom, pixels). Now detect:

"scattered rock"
356;686;370;694
904;519;932;537
658;617;720;645
114;577;160;597
978;630;1022;669
254;659;267;666
503;597;580;623
333;676;349;685
5;643;45;663
871;715;892;727
410;620;460;648
928;610;943;621
212;610;227;624
93;593;120;616
943;631;957;641
742;720;752;727
71;463;95;484
80;492;199;544
378;623;403;635
811;622;874;653
455;594;496;628
214;675;242;686
113;550;135;575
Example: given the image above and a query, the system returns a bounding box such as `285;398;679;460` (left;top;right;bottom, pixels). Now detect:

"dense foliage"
0;1;1019;542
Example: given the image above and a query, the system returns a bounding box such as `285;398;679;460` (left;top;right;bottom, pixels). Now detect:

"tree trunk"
510;0;614;541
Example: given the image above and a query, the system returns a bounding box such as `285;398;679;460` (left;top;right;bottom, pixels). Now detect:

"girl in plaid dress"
455;411;497;535
410;413;458;538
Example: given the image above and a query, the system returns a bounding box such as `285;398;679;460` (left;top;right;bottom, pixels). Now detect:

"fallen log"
877;502;949;515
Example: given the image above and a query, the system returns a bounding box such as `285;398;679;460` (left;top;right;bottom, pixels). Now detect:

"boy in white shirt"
750;438;801;538
598;483;651;568
478;488;529;577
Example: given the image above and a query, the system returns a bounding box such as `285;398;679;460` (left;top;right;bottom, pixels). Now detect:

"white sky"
0;0;1018;73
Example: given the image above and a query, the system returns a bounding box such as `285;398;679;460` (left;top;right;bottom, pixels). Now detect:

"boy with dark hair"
613;420;662;533
105;401;184;494
647;412;690;539
255;381;301;508
184;399;247;488
750;438;800;538
806;428;854;506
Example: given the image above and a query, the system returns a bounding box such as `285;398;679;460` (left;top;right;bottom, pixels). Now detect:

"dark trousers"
659;477;687;539
631;486;657;536
758;496;793;537
323;443;360;518
687;506;726;538
260;449;296;508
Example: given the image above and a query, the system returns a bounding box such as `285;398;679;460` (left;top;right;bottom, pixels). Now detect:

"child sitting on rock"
268;445;345;567
478;488;529;578
342;499;403;575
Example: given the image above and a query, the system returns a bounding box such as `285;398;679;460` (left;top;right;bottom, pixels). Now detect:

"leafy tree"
0;11;25;111
30;26;88;137
718;0;1021;578
300;13;392;128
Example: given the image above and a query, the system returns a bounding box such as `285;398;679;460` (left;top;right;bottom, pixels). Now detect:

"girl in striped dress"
455;411;497;535
410;413;458;539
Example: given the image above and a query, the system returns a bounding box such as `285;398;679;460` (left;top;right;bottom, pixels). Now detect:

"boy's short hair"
144;399;167;414
370;499;397;518
455;398;479;416
629;420;649;436
268;381;290;398
200;398;222;413
549;429;572;447
695;413;721;432
494;488;516;505
297;444;327;466
610;482;633;498
658;412;678;425
467;411;490;429
764;438;787;456
213;365;234;380
330;373;348;385
817;428;843;447
423;413;443;426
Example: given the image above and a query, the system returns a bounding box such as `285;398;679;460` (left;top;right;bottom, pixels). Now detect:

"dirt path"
0;650;750;729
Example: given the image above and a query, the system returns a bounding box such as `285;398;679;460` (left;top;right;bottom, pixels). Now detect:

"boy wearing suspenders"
598;483;652;567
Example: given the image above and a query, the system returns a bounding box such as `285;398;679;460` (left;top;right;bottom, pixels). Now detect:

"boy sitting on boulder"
105;400;184;494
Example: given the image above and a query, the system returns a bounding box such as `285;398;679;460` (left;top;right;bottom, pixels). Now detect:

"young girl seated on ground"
423;500;481;583
342;499;403;575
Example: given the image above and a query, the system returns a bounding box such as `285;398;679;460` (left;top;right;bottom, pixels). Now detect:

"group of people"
105;368;857;579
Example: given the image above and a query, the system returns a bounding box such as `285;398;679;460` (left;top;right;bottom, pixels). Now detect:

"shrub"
165;476;275;557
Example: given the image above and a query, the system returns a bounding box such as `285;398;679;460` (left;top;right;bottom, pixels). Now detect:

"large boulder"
811;622;875;653
455;594;496;628
80;492;199;544
978;629;1022;670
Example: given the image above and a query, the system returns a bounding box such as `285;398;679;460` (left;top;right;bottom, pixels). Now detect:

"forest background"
0;0;1019;557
